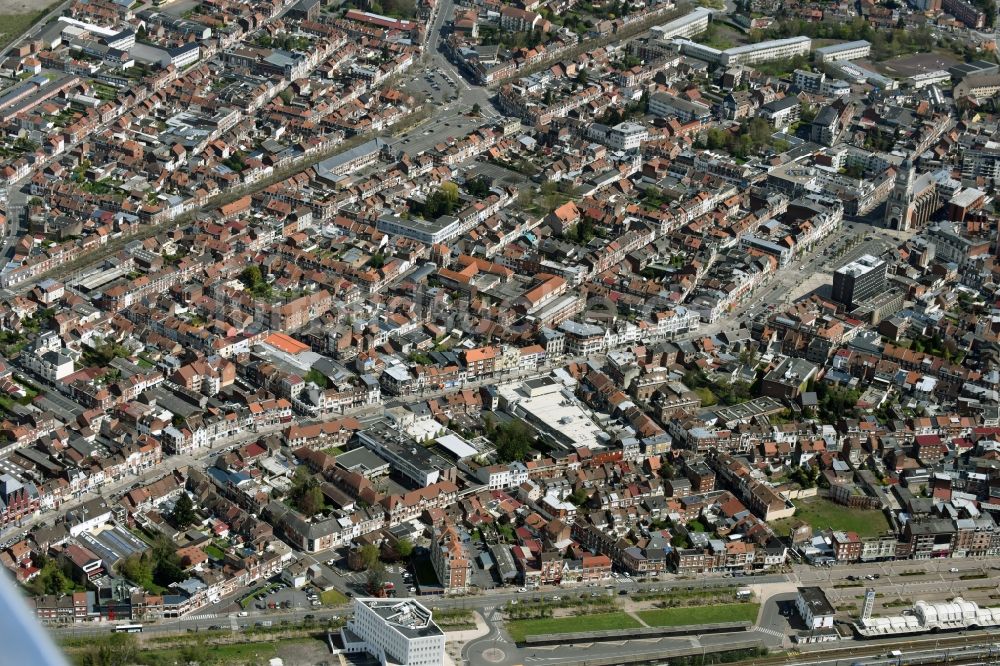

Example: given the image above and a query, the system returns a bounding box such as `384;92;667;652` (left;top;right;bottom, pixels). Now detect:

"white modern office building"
651;7;713;40
674;35;811;67
813;40;871;64
719;36;812;67
341;598;446;666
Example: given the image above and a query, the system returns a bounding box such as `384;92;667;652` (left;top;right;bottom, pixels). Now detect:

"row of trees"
755;19;938;61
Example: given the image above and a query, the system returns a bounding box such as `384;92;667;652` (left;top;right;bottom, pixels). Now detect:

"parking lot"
402;68;460;106
322;554;417;597
250;584;318;612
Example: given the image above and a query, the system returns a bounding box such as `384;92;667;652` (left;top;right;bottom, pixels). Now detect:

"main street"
46;559;1000;666
47;556;1000;636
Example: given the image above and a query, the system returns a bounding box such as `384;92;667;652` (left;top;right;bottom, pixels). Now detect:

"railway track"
739;634;1000;666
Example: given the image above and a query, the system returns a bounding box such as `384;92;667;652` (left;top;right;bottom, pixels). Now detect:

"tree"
471;103;481;116
28;560;75;596
440;181;459;202
240;264;272;298
576;68;589;85
694;387;717;406
790;465;820;489
240;265;262;286
151;534;186;587
289;466;325;517
416;182;461;219
154;558;186;587
299;485;325;517
117;554;153;590
465;175;490;198
170;492;196;528
491;419;537;462
396;538;414;560
381;0;417;17
365;562;387;595
359;543;381;570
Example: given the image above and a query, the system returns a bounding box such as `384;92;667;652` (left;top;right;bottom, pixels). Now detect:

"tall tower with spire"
884;158;916;231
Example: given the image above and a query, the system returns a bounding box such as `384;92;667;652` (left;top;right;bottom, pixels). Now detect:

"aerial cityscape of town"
0;0;997;664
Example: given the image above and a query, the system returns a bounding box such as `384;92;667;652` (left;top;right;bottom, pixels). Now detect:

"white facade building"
606;122;648;150
719;36;811;67
813;40;871;64
342;598;445;666
796;586;836;629
651;7;712;40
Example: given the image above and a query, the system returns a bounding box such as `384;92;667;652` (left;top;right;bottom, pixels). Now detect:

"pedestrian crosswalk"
188;612;221;621
754;625;786;641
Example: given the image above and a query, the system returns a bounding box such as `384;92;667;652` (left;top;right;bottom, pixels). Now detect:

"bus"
113;624;143;633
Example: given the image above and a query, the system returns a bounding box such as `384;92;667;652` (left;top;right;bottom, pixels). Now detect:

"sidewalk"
444;610;491;666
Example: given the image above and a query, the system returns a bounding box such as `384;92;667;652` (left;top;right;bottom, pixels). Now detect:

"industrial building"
856;596;1000;637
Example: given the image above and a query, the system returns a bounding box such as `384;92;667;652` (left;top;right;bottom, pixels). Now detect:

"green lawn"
321;589;349;606
773;496;890;538
506;612;642;642
431;608;476;629
637;603;759;628
322;446;344;456
204;544;226;560
0;4;58;51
